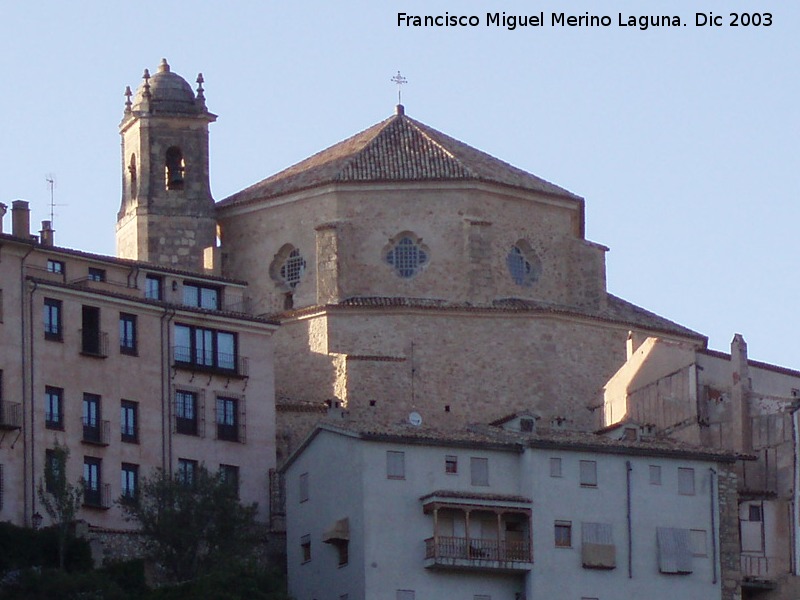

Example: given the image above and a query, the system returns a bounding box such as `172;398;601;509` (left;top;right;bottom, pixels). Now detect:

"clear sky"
1;1;797;368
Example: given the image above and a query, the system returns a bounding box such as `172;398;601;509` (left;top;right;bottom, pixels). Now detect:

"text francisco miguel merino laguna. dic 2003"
397;11;774;31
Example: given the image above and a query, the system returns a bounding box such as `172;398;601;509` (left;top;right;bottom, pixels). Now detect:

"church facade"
113;61;710;465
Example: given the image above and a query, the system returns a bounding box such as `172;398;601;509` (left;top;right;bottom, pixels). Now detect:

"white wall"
529;450;720;599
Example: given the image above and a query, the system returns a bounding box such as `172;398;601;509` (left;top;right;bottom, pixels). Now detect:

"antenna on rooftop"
45;175;56;225
45;174;67;229
390;71;408;105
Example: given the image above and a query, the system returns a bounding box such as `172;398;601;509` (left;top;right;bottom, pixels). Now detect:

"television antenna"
45;174;67;228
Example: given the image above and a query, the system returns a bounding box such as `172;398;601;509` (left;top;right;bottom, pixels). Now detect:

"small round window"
385;234;429;278
507;242;541;287
270;245;307;290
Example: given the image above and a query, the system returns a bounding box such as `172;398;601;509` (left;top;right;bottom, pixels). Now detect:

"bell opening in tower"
165;146;185;190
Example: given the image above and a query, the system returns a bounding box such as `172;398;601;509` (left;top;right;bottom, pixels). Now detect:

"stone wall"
271;309;701;459
79;525;148;566
218;183;607;315
718;463;742;600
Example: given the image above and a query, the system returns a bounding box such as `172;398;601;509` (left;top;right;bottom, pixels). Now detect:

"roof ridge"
330;114;402;182
218;110;582;208
218;115;395;205
402;115;481;179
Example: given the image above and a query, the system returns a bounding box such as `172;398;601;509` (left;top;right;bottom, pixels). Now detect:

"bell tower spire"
116;59;217;270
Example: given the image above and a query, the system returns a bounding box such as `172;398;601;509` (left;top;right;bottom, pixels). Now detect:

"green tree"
36;442;83;570
120;465;260;582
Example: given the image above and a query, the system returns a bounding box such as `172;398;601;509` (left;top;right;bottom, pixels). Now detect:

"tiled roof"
0;233;247;285
320;418;522;450
700;348;800;379
29;277;279;326
420;490;532;504
469;424;744;462
280;417;743;472
315;419;741;462
282;294;705;342
217;109;581;208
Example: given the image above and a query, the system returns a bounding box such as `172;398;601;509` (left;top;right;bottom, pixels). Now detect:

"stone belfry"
116;58;217;270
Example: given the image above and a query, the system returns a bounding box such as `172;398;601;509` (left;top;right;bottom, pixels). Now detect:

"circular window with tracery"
384;233;429;278
270;245;307;290
507;242;541;287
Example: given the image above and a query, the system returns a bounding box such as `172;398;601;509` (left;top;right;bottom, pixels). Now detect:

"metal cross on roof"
391;71;408;105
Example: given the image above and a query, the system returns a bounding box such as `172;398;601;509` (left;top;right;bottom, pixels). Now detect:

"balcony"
79;330;109;358
425;536;532;572
172;345;248;377
741;555;777;590
0;402;22;430
216;423;240;443
421;491;533;573
81;418;110;446
83;483;111;509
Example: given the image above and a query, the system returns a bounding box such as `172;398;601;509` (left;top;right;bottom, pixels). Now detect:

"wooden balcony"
425;536;532;572
741;554;777;590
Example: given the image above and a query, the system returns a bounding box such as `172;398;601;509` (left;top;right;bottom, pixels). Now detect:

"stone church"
116;59;706;462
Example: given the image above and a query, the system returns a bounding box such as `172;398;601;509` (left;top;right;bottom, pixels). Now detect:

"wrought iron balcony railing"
79;330;109;357
83;483;111;509
171;345;248;377
0;402;22;430
425;535;532;568
81;418;110;446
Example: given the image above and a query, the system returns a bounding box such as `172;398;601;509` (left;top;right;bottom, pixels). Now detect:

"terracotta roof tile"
316;418;741;463
218;112;580;208
29;277;279;326
420;490;532;504
308;294;705;341
0;233;247;285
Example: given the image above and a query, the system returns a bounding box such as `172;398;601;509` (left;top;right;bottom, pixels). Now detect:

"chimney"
325;399;348;420
730;333;752;452
40;221;55;247
0;202;7;233
11;200;31;239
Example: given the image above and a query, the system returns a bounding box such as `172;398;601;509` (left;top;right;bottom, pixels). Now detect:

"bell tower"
116;58;217;270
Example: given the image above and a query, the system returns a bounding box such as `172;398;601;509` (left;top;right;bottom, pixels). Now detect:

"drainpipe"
626;460;633;578
19;244;34;525
710;467;718;585
160;308;176;473
28;280;39;526
791;404;800;574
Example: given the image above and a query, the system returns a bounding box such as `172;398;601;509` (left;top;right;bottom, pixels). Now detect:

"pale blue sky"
1;1;797;368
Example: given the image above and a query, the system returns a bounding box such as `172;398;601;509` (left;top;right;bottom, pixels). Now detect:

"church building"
115;60;708;463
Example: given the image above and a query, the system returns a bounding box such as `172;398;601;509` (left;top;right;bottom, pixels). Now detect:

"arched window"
506;241;541;286
270;244;307;291
128;154;137;199
165;146;185;190
384;233;429;279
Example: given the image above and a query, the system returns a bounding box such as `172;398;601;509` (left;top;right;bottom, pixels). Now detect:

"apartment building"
281;416;742;600
604;334;800;598
0;202;278;532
